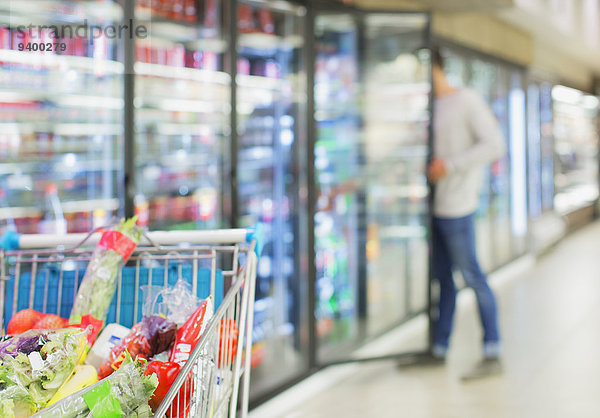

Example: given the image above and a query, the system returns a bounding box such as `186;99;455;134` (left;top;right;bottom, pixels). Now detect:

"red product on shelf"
237;4;255;33
167;43;186;67
0;26;10;50
204;0;218;28
257;8;275;34
184;0;197;23
168;0;185;21
185;49;202;69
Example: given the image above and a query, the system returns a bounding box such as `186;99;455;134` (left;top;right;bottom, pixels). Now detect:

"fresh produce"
170;298;213;366
143;361;185;414
6;309;43;334
46;365;98;406
7;310;68;335
70;217;142;325
33;354;158;418
32;315;68;330
0;328;87;416
98;316;177;379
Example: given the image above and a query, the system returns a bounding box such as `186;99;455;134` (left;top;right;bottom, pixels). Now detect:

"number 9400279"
18;42;67;52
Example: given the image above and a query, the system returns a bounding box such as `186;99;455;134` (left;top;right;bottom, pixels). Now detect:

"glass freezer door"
313;12;361;360
134;0;230;231
361;14;431;339
0;1;124;234
235;0;309;399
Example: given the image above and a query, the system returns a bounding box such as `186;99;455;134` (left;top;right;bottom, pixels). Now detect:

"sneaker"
461;358;503;382
396;353;445;369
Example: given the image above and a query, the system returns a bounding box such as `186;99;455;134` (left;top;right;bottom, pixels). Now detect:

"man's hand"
428;158;448;184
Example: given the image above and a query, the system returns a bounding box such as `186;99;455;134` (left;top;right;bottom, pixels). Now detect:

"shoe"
461;358;503;382
396;353;445;369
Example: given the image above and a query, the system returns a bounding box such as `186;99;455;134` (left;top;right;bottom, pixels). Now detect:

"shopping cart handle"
246;222;265;257
0;230;21;251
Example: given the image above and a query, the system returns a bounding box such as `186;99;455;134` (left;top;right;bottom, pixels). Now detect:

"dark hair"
431;46;444;70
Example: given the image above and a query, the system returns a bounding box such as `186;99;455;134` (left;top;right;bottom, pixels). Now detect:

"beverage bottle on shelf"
237;4;255;33
134;194;149;226
38;184;67;234
184;0;197;22
204;0;218;29
257;9;275;35
0;188;16;235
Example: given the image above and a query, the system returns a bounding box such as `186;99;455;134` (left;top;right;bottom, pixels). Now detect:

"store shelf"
134;62;229;84
239;32;303;53
1;0;123;23
237;74;289;91
135;9;223;46
138;123;219;136
0;159;120;175
0;197;119;220
135;96;229;114
0;122;121;137
0;90;123;109
0;49;123;75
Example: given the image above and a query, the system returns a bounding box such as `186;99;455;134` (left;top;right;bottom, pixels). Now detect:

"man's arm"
444;91;507;173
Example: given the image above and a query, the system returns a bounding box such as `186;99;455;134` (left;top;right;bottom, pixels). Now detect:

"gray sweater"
433;88;507;218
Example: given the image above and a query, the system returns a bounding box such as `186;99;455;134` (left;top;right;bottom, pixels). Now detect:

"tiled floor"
250;221;600;418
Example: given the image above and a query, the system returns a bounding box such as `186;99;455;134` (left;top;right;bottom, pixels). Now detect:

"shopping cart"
0;226;262;418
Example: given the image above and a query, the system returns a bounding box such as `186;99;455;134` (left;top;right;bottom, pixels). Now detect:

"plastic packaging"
142;279;201;326
98;316;177;379
33;356;158;418
85;324;131;370
170;298;213;366
0;328;88;416
69;218;141;325
46;365;98;406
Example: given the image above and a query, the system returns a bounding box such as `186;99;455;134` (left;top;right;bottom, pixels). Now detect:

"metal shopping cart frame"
0;226;263;418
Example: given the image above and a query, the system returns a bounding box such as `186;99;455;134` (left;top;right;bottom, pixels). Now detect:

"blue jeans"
432;213;500;358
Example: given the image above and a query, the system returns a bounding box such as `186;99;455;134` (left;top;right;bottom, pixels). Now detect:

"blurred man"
428;47;506;380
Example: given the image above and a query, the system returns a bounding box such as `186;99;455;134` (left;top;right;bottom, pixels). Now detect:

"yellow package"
46;365;98;406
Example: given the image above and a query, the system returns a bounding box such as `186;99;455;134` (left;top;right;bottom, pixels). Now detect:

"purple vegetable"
141;316;176;355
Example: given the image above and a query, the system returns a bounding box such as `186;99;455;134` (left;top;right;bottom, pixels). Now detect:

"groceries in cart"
33;354;158;418
0;328;87;417
69;217;142;339
0;221;259;418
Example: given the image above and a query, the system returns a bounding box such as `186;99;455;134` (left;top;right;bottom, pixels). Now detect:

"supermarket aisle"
251;221;600;418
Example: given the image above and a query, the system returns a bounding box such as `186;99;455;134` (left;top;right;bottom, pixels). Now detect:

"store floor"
250;221;600;418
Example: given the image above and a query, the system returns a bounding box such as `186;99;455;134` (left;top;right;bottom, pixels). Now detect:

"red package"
170;298;213;365
98;316;177;378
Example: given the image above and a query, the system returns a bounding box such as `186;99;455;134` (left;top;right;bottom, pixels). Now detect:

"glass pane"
468;58;496;271
0;1;124;234
134;0;230;230
527;83;542;219
540;82;554;211
490;65;512;266
362;14;430;337
314;13;361;358
552;85;599;214
235;0;308;397
509;70;527;256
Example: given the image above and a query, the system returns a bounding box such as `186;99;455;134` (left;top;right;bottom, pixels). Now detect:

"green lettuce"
70;217;142;323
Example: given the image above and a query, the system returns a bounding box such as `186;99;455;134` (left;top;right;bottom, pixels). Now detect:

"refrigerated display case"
0;1;124;234
552;85;599;215
134;0;230;231
313;13;361;352
234;0;309;398
361;14;430;338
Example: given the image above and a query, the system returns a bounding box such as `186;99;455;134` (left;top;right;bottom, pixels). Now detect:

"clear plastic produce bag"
0;328;88;417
